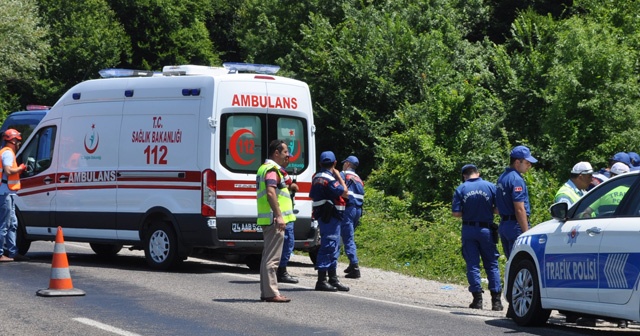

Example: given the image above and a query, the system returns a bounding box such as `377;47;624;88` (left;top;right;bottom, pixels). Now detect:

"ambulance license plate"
231;223;262;233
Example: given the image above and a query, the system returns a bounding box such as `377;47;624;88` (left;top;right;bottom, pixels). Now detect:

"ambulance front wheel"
16;216;31;256
144;221;181;270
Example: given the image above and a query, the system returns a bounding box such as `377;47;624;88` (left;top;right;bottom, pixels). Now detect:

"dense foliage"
2;0;639;281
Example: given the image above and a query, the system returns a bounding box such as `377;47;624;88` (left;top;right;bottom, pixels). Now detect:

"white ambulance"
14;63;318;270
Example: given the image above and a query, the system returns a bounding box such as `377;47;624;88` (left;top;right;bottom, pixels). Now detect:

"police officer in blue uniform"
496;145;537;259
339;155;364;279
310;151;350;292
452;164;502;311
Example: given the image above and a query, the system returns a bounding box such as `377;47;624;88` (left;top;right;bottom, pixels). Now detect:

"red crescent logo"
289;139;301;162
229;129;256;165
84;133;99;154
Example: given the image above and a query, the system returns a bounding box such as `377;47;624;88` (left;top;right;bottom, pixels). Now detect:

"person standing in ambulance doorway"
554;161;593;207
310;151;350;292
276;156;299;284
0;129;28;262
255;139;295;302
339;155;364;279
452;164;502;311
496;145;537;259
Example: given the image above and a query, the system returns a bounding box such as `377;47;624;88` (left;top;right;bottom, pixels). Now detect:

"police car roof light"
99;68;155;78
222;62;280;75
26;104;51;111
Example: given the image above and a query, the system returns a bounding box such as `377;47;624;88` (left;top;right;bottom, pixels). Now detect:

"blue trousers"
461;225;501;293
279;222;294;267
499;220;529;259
0;194;17;258
336;206;359;265
316;217;341;271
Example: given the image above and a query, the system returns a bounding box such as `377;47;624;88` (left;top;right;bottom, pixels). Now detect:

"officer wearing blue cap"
310;151;350;292
339;155;364;279
600;152;632;177
628;152;640;172
452;164;502;311
496;145;537;259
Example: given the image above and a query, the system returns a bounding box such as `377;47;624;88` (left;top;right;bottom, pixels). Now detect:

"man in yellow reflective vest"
256;139;295;302
0;129;27;262
554;161;593;207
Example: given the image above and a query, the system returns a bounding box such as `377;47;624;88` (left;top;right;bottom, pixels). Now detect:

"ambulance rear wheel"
144;221;181;270
245;254;261;272
90;243;123;258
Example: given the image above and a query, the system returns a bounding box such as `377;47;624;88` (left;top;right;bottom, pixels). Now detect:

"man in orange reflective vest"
0;129;27;262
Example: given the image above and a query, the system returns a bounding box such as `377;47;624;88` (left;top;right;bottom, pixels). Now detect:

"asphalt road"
0;241;637;336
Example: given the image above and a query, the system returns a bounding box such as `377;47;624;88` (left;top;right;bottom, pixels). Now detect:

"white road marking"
72;317;143;336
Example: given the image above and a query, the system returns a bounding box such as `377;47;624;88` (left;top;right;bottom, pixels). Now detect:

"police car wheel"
508;258;551;326
144;221;181;270
90;243;123;258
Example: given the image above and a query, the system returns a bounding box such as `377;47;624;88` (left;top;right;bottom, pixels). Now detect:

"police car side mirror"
549;202;568;221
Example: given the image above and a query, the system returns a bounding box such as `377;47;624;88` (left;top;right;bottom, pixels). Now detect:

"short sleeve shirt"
496;167;530;216
452;177;496;223
0;150;14;194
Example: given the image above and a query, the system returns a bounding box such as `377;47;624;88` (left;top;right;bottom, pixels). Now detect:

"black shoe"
329;277;350;292
277;267;299;284
315;281;337;292
344;264;355;273
469;292;483;309
345;267;360;279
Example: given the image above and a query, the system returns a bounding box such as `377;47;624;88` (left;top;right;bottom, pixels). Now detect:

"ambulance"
14;63;318;270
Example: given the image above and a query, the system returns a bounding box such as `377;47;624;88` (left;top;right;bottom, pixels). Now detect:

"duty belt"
462;221;492;228
500;215;517;221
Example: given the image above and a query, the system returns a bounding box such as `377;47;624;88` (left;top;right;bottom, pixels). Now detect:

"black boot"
315;270;337;292
328;269;350;291
344;263;361;279
490;291;503;311
469;291;483;309
277;267;299;284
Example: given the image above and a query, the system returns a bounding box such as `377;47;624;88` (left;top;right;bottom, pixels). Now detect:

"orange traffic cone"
36;226;85;297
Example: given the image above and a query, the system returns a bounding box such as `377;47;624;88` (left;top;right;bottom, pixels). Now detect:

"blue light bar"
99;68;155;78
223;62;280;75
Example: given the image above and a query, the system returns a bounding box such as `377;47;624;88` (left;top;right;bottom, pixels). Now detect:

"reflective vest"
0;147;20;191
256;162;296;225
554;181;582;206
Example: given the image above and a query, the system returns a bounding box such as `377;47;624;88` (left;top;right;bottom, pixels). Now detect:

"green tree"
107;0;220;70
36;0;132;102
0;0;49;114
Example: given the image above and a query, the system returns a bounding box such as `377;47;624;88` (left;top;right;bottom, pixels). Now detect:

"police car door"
597;175;640;305
543;179;630;303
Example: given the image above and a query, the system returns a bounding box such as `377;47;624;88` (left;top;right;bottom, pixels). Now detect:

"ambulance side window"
19;126;56;177
274;117;307;174
222;114;263;173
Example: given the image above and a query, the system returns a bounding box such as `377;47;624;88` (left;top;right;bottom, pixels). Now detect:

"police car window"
275;117;307;174
221;114;263;173
19;126;56;177
572;175;636;219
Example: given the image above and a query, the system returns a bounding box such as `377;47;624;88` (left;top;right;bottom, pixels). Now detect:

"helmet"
3;129;22;141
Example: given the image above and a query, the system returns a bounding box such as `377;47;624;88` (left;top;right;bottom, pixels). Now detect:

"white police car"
505;170;640;326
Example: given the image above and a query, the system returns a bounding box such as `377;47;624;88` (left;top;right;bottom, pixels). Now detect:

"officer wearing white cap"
496;145;537;259
452;164;502;311
581;162;630;219
554;162;593;207
339;155;364;279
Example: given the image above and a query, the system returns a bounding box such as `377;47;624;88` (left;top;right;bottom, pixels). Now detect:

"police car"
505;170;640;326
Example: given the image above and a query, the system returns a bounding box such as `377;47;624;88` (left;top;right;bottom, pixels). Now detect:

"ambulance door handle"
586;227;602;236
58;175;68;183
43;177;53;184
